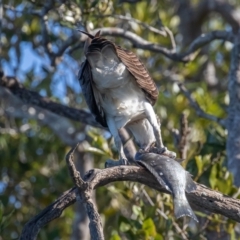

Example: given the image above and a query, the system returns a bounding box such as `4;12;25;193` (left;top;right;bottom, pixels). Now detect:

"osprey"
78;31;176;164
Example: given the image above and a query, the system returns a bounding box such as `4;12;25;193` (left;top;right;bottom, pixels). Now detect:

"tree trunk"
227;31;240;186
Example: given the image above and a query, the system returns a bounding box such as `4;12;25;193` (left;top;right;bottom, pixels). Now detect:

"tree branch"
66;146;104;240
163;71;226;127
0;74;103;129
177;82;226;126
90;28;234;62
20;162;240;239
172;113;190;159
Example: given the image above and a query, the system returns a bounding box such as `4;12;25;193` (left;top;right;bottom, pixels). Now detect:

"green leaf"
110;233;121;240
132;205;141;217
119;221;131;232
142;218;156;237
155;234;164;240
209;164;217;188
1;209;15;231
195;156;203;175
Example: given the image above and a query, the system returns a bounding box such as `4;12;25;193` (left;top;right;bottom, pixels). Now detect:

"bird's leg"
105;135;128;167
105;118;128;168
144;103;176;159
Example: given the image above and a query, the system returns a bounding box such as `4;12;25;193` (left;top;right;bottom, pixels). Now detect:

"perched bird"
78;30;176;164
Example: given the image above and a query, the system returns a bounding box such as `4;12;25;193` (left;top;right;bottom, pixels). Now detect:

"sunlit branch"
20;163;240;239
88;28;234;62
94;14;167;36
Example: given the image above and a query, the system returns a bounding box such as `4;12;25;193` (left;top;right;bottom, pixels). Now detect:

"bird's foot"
148;146;177;159
105;158;129;168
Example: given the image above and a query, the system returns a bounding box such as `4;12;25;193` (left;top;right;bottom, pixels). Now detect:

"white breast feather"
91;59;147;128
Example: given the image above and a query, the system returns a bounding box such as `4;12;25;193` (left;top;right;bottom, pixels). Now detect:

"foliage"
1;0;240;239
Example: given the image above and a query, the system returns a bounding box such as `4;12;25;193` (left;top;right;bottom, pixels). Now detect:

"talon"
105;159;114;168
162;150;176;159
148;146;177;159
105;158;129;168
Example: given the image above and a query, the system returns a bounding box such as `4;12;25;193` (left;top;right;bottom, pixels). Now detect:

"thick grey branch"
0;86;85;146
0;74;102;129
20;165;240;239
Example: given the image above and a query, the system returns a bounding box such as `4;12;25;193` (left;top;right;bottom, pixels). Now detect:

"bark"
20;164;240;240
227;30;240;186
71;146;94;240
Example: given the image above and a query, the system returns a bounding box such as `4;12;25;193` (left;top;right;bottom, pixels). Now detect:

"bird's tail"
173;195;198;222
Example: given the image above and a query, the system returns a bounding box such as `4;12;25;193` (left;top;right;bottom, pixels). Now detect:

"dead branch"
66;146;104;240
172;113;190;159
20;162;240;239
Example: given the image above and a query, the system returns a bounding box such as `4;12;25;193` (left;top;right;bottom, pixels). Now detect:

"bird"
78;30;176;165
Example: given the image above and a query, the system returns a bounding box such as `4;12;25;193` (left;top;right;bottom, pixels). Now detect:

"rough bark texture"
20;164;240;240
66;146;104;240
71;147;94;240
227;31;240;186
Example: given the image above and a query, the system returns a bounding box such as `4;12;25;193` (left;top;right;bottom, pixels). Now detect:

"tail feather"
174;196;198;222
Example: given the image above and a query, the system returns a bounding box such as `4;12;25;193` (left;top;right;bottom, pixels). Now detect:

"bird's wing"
78;60;107;127
116;46;159;105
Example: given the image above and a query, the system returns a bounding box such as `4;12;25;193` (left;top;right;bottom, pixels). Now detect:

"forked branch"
20;148;240;239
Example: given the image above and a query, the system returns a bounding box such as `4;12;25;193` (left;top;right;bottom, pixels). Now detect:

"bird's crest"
78;30;101;39
78;30;101;55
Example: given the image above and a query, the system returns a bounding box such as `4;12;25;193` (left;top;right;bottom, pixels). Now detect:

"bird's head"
78;30;101;56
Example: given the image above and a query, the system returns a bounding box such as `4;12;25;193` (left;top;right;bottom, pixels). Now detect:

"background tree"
0;0;240;239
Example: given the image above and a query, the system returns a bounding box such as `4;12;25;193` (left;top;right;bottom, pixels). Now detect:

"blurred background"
0;0;240;239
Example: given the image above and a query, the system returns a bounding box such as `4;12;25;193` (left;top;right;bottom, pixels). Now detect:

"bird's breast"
91;62;130;90
90;60;147;128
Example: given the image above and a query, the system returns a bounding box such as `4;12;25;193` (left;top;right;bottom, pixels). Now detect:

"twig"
177;82;226;126
141;187;168;220
172;220;189;240
164;26;176;52
172;113;190;159
163;72;226;127
94;14;167;36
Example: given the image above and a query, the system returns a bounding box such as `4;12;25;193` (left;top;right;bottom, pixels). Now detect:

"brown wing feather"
116;46;159;105
78;60;107;127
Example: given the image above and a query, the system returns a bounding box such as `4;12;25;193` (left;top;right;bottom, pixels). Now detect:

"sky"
3;41;81;103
